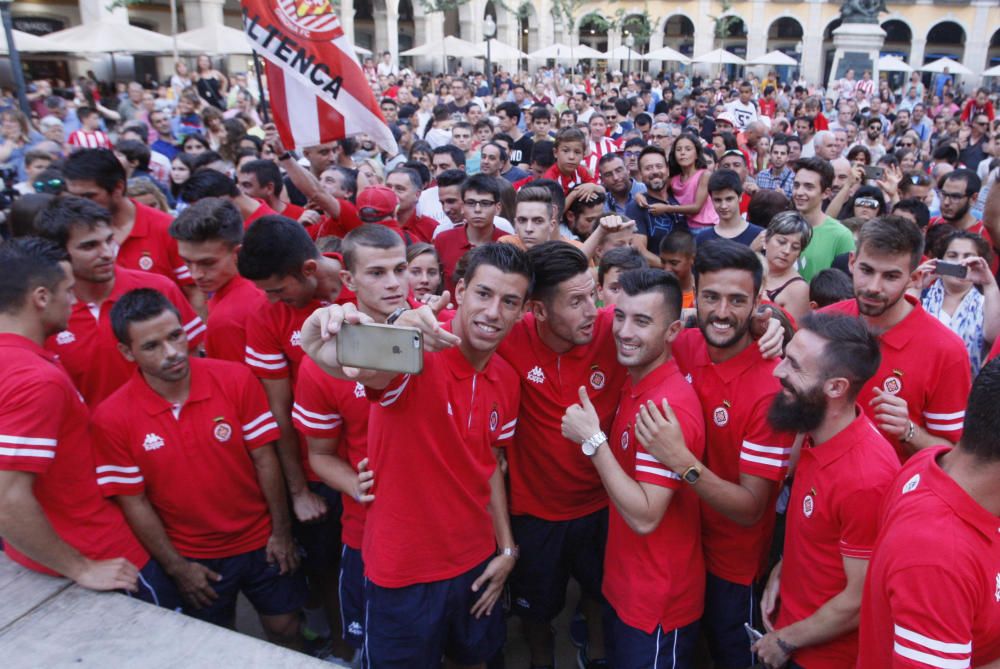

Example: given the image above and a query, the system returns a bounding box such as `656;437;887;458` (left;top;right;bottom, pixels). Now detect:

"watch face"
582;441;597;457
684;468;700;483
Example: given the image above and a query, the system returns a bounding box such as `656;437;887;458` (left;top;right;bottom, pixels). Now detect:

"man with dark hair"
639;240;795;669
292;223;412;661
385;167;438;243
755;138;795;199
238;159;306;222
890;198;930;230
753;312;899;669
858;357;1000;669
496;102;527;165
597;246;649;307
94;288;304;640
36;196;204;406
432;144;467;176
481;141;531;184
793;157;854;282
598;152;646;216
823;216;971;458
237;214;348;639
698;170;762;247
929;170;994;257
626;146;687;267
169;198;267;363
182;169;277;229
300;243;531;669
434;173;507;291
562;267;706;669
62;148;199;308
0;237;154;598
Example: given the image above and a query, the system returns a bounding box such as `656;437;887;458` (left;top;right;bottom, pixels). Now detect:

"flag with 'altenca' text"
240;0;397;153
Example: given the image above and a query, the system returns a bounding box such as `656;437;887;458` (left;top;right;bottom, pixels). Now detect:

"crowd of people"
1;54;1000;669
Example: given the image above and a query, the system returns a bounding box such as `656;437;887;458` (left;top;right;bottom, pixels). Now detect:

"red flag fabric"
241;0;398;154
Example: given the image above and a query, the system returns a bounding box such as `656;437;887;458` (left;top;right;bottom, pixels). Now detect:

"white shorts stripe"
244;421;279;441
0;435;57;447
894;643;970;669
895;625;972;654
922;410;965;421
95;465;140;474
740;452;788;468
0;446;56;459
96;475;144;486
245;346;286;361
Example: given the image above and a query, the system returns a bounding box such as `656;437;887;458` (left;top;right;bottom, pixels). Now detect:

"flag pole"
252;52;270;125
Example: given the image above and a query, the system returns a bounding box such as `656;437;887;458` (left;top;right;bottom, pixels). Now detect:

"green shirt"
798;216;855;282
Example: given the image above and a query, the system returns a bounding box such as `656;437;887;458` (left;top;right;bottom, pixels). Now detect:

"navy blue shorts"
610;610;699;669
130;558;183;611
703;572;760;669
509;507;608;621
183;547;308;626
340;544;365;649
295;481;344;574
362;557;506;668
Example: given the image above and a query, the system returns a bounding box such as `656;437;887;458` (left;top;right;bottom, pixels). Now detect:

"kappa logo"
995;574;1000;603
347;621;363;636
290;330;302;347
902;474;921;494
354;382;366;398
143;433;165;451
55;330;76;345
527;366;545;384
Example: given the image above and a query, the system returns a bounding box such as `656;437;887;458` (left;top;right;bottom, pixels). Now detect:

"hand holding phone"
337;322;424;374
934;261;968;279
862;165;884;181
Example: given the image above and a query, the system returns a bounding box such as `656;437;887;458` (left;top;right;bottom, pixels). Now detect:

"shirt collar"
133;360;211;416
920;446;1000;542
708;337;768;384
878;294;924;351
802;406;879;467
0;332;58;363
627;358;682;400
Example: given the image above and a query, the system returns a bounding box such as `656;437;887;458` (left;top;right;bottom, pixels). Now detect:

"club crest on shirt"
138;253;154;271
354;382;365;398
589;367;606;390
902;474;920;494
213;421;232;443
620;429;630;450
143;433;165;451
995;573;1000;603
527;366;545;384
803;494;814;518
290;330;302;347
883;374;902;395
490;406;499;432
55;330;76;345
713;403;730;427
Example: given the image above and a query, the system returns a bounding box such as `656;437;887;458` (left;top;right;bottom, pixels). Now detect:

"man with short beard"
625;146;687;267
638;241;795;669
822;216;971;458
929;170;990;242
752;312;899;669
598;152;646;216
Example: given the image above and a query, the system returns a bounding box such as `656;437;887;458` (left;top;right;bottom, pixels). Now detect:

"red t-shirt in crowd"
118;200;193;288
292;357;371;550
308;200;363;239
498;308;625;521
92;359;279;559
433;224;506;293
0;334;148;575
243;199;278;229
45;268;205;407
821;296;970;460
542;163;595;195
399;210;439;244
279;202;307;222
857;446;1000;669
776;409;899;668
362;341;519;588
204;275;268;364
602;359;706;634
672;329;794;585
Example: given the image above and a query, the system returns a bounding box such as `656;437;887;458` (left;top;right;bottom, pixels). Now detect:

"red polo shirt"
279;202;306;222
293;357;371;550
399;210;439;244
243;198;278;229
45;268;205;407
858;446;1000;669
308;199;363;240
205;275;268;364
433;224;506;293
603;359;706;634
91;359;279;559
777;409;899;668
244;299;327;382
362;341;519;588
822;296;970;460
118;199;193;288
498;308;625;520
0;334;148;575
673;329;794;585
542;163;595;195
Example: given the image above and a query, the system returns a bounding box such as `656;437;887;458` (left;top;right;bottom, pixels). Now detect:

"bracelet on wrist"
775;636;798;656
900;420;916;443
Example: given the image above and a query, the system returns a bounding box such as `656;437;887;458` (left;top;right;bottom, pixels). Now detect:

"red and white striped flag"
241;0;397;153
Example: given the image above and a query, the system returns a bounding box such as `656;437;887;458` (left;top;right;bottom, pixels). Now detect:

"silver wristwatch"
581;431;607;457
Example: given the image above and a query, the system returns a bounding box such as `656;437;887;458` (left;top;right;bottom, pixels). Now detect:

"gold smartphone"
336;322;424;375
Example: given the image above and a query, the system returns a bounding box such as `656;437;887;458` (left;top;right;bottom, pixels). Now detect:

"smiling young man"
793;157;855;282
169;198;268;364
92;289;304;642
753;313;899;669
562;268;706;669
299;243;529;669
36;196;205;407
626;146;688;268
696;170;762;248
822;216;970;460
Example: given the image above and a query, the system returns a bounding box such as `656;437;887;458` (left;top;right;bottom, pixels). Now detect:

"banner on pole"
240;0;397;154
